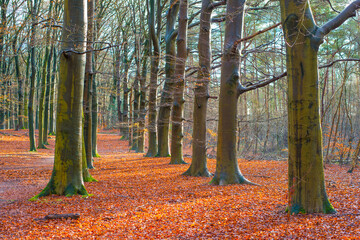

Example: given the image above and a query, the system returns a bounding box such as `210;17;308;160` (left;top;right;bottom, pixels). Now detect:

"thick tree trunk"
34;0;88;198
183;0;213;176
280;0;335;214
157;0;179;157
210;0;251;185
170;0;188;165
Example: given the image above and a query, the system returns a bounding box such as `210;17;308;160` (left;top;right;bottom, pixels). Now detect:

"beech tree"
210;0;252;185
170;0;188;164
157;0;179;157
34;0;88;197
183;0;225;176
146;0;162;157
280;0;360;213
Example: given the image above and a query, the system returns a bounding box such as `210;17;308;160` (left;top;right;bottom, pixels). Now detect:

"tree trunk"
34;0;88;198
145;0;160;157
43;45;53;144
38;46;50;148
13;35;23;130
49;47;57;135
183;0;214;176
280;0;335;214
157;0;179;157
170;0;188;165
138;45;148;153
121;38;130;140
210;0;251;185
92;70;100;158
84;0;95;169
28;0;38;152
38;2;53;148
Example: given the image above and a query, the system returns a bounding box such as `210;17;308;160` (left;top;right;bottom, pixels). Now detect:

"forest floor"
0;130;360;239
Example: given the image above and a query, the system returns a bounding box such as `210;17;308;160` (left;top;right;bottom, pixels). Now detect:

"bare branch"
232;22;281;50
316;0;360;40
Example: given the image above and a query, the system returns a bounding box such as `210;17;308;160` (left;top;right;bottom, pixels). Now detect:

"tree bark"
280;0;339;214
183;0;216;177
84;0;95;169
34;0;88;198
28;0;39;152
210;0;251;185
170;0;188;165
157;0;179;157
145;0;161;157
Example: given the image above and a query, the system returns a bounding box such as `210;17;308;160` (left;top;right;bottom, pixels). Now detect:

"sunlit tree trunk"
210;0;251;185
34;0;88;197
183;0;216;176
157;0;179;157
170;0;188;164
280;0;360;213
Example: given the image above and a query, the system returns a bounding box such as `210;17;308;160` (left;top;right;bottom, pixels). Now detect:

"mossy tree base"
210;171;253;185
287;200;336;214
92;152;101;158
31;179;88;200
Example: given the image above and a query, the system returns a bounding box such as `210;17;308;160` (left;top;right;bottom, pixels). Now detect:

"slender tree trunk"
170;0;188;164
145;0;160;157
114;45;122;124
84;0;95;169
138;45;148;153
92;70;100;158
131;40;141;151
121;39;130;140
0;0;8;130
38;47;50;148
43;46;53;145
183;0;214;176
157;0;179;157
49;47;57;135
38;2;53;148
210;0;251;185
13;36;23;130
28;0;38;152
34;0;88;198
